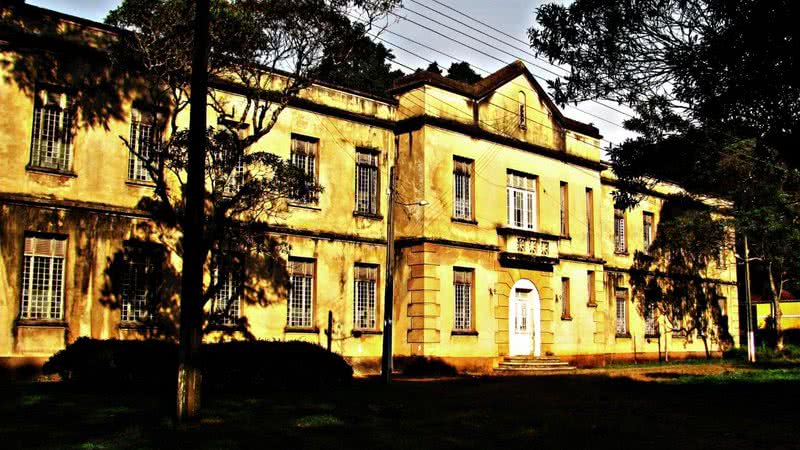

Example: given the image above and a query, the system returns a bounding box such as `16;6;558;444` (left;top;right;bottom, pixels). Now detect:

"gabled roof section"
389;60;602;139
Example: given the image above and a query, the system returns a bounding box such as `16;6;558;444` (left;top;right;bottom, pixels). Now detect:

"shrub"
43;338;352;391
398;356;457;377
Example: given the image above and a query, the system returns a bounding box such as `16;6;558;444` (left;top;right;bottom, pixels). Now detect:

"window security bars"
453;158;472;220
212;264;241;326
645;307;658;336
615;289;628;335
128;109;155;182
614;208;626;253
290;136;318;203
643;212;654;250
20;236;66;320
287;259;314;328
121;248;157;322
507;172;536;230
453;268;473;331
353;264;378;330
355;150;379;215
30;90;73;172
518;91;527;130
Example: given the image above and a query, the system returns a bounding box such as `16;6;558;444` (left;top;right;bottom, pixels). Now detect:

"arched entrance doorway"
508;279;541;357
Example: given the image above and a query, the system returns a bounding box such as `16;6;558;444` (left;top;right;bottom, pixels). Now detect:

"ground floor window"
453;268;474;331
645;306;658;337
353;264;378;330
287;258;314;328
212;260;242;326
615;288;628;336
21;235;66;320
120;244;160;322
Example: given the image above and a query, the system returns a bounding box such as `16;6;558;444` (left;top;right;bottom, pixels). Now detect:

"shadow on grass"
2;368;800;449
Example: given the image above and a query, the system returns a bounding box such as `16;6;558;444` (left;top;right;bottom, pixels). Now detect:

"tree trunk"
767;265;784;350
701;334;710;359
177;0;209;423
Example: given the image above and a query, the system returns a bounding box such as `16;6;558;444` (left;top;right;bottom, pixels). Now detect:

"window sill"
289;203;321;211
614;251;630;256
586;302;598;308
26;165;76;178
645;334;660;340
451;217;478;225
16;319;67;328
284;326;320;334
559;234;572;240
560;316;573;321
496;226;561;241
352;329;382;337
126;180;156;188
353;211;383;221
451;330;478;336
615;333;632;339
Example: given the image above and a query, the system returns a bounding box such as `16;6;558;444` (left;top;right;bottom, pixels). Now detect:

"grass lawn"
2;363;799;449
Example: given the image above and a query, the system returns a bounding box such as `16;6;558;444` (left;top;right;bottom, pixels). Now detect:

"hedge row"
43;338;352;391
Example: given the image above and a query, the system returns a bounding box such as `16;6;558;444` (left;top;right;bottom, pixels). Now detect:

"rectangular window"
20;235;66;320
614;208;627;254
120;245;159;322
615;288;628;336
453;157;473;220
287;258;314;328
290;135;318;203
212;259;241;326
585;188;594;255
507;171;537;230
587;271;596;306
353;264;378;330
29;88;74;172
643;212;654;251
561;277;571;319
222;128;248;196
645;306;658;337
355;149;379;215
560;182;569;236
453;268;474;331
128;109;156;182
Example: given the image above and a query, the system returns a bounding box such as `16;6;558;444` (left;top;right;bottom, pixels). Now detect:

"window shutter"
288;259;314;276
25;236;66;257
453;269;472;285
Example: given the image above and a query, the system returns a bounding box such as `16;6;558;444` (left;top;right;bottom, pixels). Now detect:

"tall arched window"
518;91;527;130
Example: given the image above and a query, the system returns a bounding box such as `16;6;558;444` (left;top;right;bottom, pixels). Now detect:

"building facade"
0;5;739;372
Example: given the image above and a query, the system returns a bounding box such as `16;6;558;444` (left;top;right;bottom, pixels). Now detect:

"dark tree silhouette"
445;61;481;84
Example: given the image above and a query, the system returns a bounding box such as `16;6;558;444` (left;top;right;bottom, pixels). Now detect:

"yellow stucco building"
0;4;739;373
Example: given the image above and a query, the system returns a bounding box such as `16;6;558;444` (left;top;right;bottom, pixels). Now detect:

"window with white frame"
355;149;379;215
128;109;156;182
353;264;378;330
518;91;527;130
212;259;241;326
20;235;66;320
453;157;473;220
221;130;246;196
614;208;627;254
645;306;658;337
287;258;314;328
29;88;74;172
120;245;159;322
507;171;537;230
615;288;628;336
453;268;474;331
290;135;318;203
643;212;654;250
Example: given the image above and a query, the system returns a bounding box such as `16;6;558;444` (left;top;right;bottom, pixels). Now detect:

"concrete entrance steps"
494;356;576;374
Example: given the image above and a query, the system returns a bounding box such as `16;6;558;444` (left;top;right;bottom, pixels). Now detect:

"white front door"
508;279;541;357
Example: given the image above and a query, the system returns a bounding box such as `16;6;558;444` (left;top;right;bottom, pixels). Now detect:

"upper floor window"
353;264;378;330
211;258;242;326
290;135;319;203
453;268;474;332
560;182;569;236
30;88;74;172
585;188;594;255
287;258;315;328
643;212;654;250
355;149;379;215
453;157;474;220
120;244;160;323
614;208;627;254
128;109;156;183
507;171;537;230
518;91;527;130
20;235;66;320
561;277;571;320
222;128;247;196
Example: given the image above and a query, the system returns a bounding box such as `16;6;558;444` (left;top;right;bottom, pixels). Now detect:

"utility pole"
381;163;396;384
743;235;756;363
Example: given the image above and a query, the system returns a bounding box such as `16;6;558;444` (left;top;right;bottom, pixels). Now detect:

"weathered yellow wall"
756;302;800;330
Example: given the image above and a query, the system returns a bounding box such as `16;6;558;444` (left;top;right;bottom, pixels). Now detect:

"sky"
28;0;636;147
